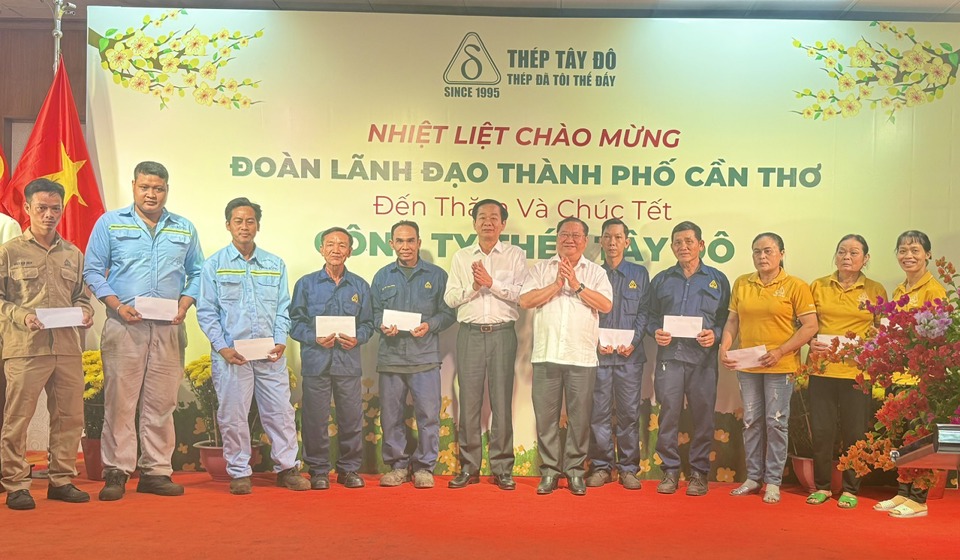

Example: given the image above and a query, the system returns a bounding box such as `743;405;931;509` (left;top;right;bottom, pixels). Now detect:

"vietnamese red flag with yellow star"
0;57;105;251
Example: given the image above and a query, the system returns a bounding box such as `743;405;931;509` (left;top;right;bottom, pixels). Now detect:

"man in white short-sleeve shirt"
519;217;612;496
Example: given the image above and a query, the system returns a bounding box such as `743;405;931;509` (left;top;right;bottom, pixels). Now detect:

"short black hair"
134;161;169;182
470;199;508;221
671;221;702;242
321;226;353;248
600;218;629;237
391;220;420;238
24;178;65;204
557;216;588;237
224;197;262;223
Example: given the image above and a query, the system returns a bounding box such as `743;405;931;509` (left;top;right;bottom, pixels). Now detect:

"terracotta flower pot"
81;437;104;481
193;441;263;482
790;455;843;494
926;469;950;500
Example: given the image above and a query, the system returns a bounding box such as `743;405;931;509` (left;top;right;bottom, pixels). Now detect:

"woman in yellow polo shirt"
806;234;887;509
720;232;818;504
874;230;947;519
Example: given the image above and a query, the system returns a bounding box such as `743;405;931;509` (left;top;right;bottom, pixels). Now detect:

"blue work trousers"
379;368;441;473
211;356;300;479
654;359;718;475
301;374;363;476
588;362;643;474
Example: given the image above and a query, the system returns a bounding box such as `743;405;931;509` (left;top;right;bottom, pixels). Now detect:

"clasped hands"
554;257;581;291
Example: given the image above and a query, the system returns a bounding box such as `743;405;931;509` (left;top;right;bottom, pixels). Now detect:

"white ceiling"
2;0;960;21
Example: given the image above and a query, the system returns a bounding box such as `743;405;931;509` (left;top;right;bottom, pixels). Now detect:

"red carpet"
2;461;958;560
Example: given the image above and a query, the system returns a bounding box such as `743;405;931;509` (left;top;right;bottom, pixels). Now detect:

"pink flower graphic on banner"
793;21;960;123
89;9;264;111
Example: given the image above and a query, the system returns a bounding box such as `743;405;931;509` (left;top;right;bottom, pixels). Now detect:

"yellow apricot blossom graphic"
89;9;264;110
793;21;959;123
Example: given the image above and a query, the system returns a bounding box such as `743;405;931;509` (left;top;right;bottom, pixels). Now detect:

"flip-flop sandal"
806;491;830;505
873;495;907;511
762;489;781;504
889;502;928;518
730;482;761;496
837;493;858;509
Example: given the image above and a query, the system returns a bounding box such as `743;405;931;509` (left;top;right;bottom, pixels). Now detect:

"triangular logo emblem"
444;32;501;86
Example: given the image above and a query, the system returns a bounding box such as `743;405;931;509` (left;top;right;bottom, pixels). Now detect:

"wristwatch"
574;284;585;295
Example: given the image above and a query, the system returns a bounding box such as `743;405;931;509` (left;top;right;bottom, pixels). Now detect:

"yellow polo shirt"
891;270;947;310
891;270;946;385
729;268;816;374
810;272;887;379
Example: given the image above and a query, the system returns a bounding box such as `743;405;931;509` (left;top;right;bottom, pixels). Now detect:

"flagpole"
51;0;77;72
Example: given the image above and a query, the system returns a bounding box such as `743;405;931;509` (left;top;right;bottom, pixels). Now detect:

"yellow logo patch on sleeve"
628;280;637;289
709;279;719;289
352;294;359;303
424;281;432;289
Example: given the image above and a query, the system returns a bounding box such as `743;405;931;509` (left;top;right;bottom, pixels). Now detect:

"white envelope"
381;309;422;332
599;328;634;348
727;345;767;370
135;296;179;321
36;307;84;329
663;315;703;339
234;337;277;361
816;334;857;347
316;316;357;338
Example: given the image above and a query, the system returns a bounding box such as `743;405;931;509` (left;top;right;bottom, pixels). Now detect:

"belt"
464;321;515;333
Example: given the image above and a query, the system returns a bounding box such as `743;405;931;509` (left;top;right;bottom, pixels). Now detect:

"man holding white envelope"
290;226;374;490
371;220;455;489
0;179;93;510
84;161;204;500
586;218;649;491
197;198;307;494
646;221;730;497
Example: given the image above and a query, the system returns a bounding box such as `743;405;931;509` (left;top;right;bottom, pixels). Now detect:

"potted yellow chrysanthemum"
81;350;105;481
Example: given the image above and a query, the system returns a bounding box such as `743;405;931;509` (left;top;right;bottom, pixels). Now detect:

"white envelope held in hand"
134;297;179;321
36;307;84;329
726;345;767;370
663;315;703;339
381;309;422;332
234;338;277;361
599;328;634;349
316;316;357;338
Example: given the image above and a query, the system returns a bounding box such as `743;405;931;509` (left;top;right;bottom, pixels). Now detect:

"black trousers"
808;375;870;494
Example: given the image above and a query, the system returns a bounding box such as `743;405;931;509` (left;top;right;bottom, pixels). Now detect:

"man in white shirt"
444;199;526;491
519;217;613;495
